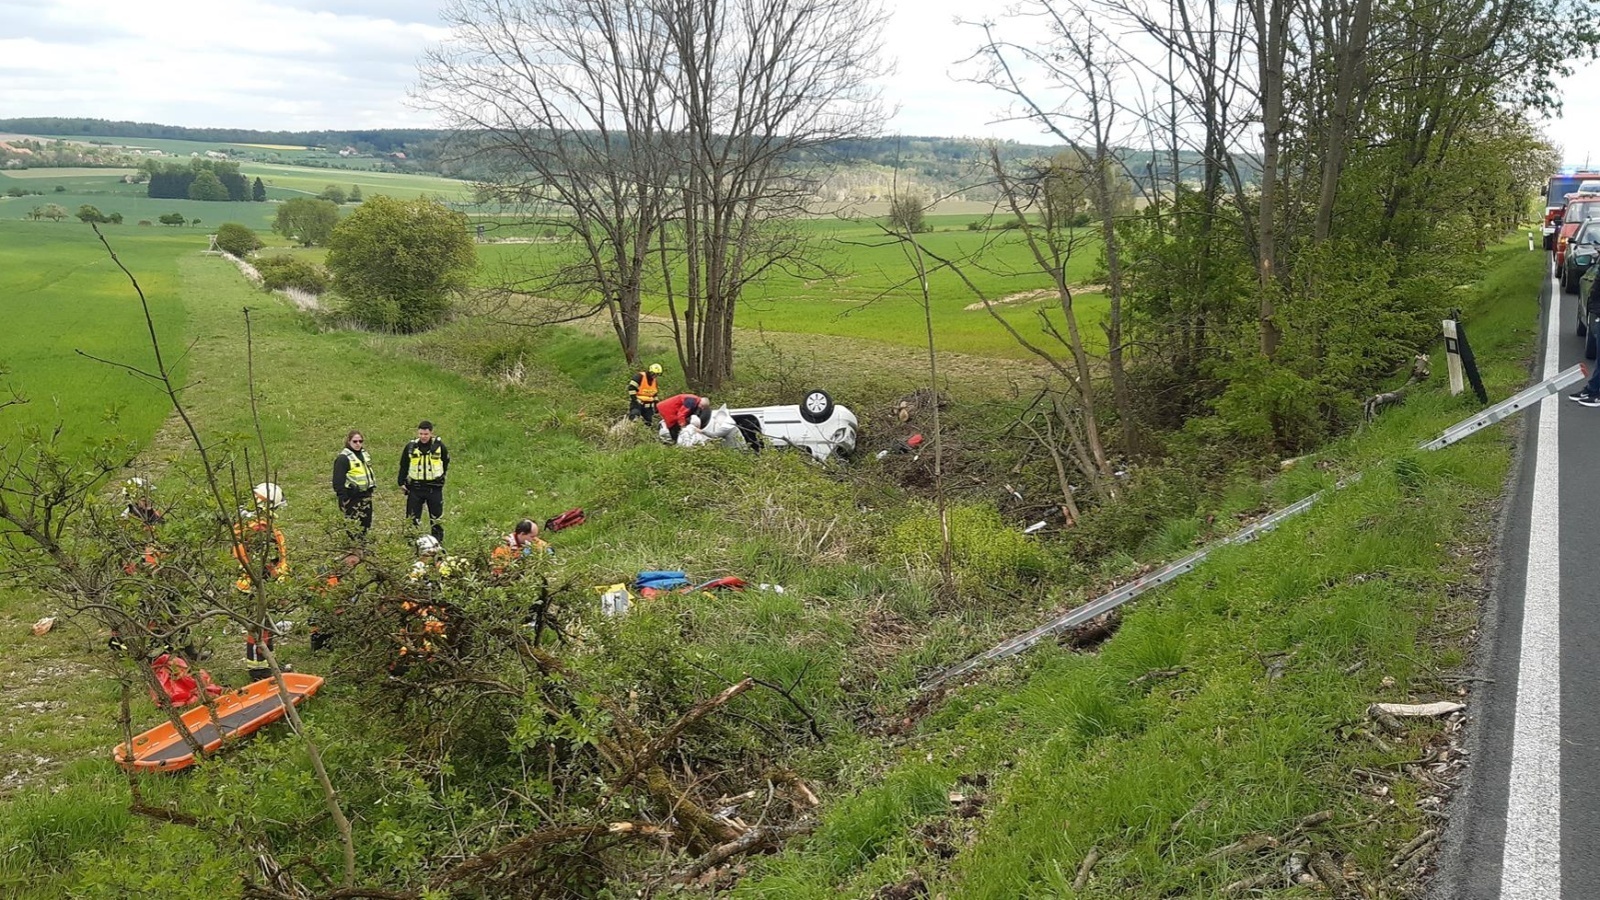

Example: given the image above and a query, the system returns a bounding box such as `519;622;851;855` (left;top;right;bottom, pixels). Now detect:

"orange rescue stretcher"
113;673;324;772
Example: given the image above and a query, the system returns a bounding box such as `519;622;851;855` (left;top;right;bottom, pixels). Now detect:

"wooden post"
1443;319;1464;396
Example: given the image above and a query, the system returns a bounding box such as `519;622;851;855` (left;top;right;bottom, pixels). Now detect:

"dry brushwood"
671;819;817;884
1362;353;1431;422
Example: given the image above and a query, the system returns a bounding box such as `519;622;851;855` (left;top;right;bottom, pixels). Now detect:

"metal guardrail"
1417;364;1585;451
918;364;1587;693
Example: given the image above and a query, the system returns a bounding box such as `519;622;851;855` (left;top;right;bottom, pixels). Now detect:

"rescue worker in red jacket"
628;363;664;425
657;394;710;443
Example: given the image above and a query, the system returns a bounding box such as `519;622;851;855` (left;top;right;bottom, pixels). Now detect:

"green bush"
326;196;475;333
885;502;1046;592
255;254;329;293
214;222;263;257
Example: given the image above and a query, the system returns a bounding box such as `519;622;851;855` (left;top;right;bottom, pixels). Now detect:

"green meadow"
0;169;1545;896
235;162;475;201
0;219;188;444
478;215;1108;360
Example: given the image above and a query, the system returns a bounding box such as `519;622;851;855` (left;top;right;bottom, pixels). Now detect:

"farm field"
0;166;140;180
0;170;285;228
236;161;473;201
30;133;324;162
477;214;1108;360
0;219;189;443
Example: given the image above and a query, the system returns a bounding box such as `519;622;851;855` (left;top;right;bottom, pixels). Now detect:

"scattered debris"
874;874;929;899
1072;847;1100;892
1371;701;1465;718
1058;611;1120;652
30;616;56;636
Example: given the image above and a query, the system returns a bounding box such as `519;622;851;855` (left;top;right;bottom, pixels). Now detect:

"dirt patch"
962;285;1106;311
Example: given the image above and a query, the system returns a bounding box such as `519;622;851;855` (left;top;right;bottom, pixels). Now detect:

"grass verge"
731;237;1545;897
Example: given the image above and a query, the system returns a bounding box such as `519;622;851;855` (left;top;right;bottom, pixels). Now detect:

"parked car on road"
1556;196;1600;268
1542;173;1600;248
1562;219;1600;293
1577;265;1600;360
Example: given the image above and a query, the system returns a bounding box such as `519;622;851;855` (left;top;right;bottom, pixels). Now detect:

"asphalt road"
1432;258;1597;899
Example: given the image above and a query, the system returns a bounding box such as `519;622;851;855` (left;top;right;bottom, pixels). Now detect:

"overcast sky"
3;0;1597;159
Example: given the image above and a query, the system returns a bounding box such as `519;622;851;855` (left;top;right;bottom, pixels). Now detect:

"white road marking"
1499;261;1564;898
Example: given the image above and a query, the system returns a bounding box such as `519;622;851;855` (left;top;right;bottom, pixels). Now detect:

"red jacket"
657;394;702;428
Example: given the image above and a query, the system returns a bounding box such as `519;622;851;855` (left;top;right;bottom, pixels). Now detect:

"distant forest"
0;117;1228;198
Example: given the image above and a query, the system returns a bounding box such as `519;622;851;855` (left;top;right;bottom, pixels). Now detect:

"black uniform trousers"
406;482;445;542
337;490;374;536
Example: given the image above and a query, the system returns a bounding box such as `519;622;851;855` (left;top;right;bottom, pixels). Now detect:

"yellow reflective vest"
405;441;447;483
341;448;374;490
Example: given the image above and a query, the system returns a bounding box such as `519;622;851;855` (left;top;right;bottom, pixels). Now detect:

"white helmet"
253;482;285;509
121;477;149;498
416;535;441;554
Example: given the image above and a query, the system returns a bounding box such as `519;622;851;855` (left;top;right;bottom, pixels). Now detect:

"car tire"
799;389;835;424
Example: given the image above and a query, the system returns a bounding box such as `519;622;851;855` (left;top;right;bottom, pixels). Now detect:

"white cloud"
9;0;1586;154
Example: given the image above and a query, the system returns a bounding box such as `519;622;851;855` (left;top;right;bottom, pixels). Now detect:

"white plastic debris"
1023;521;1048;535
273;620;294;634
757;583;786;594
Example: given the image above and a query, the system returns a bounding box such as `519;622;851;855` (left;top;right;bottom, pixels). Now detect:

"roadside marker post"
919;363;1590;693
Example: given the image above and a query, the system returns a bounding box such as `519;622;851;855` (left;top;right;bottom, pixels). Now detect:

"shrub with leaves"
255;254;329;294
325;196;476;333
214;222;263;257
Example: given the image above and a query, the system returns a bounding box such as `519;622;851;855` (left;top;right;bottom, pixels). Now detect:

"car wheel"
799;389;835;424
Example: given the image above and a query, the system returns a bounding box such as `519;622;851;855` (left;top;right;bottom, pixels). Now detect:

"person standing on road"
332;430;376;536
399;420;450;543
1573;275;1600;405
628;363;664;425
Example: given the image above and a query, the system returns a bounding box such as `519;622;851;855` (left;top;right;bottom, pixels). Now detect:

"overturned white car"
663;390;858;462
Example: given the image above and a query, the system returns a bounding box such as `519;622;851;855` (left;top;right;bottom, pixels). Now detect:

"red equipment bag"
544;508;586;532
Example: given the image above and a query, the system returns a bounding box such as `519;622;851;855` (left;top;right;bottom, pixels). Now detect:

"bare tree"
965;5;1142;453
658;0;890;389
419;0;676;365
420;0;888;389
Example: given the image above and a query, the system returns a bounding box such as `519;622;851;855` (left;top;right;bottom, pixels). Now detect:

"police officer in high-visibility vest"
629;363;664;425
399;420;450;544
331;429;375;536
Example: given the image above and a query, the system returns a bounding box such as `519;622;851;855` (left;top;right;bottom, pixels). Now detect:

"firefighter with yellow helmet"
628;363;664;425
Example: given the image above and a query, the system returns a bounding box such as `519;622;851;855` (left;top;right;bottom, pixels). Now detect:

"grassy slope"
0;219;1542;896
0;227;918;895
733;239;1546;898
0;219;187;824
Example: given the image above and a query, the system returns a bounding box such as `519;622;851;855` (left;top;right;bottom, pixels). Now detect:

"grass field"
0;167;140;180
478;215;1107;360
0;172;282;229
0;195;1546;896
0;219;188;443
237;162;473;201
